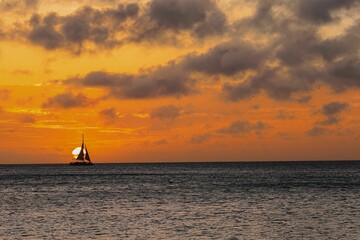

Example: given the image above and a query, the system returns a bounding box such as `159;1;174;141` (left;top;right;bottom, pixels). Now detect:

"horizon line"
1;159;360;165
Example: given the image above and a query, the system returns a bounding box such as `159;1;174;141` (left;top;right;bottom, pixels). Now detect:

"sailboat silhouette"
70;134;93;165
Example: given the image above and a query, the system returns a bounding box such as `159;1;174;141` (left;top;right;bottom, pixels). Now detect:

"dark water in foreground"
0;161;359;239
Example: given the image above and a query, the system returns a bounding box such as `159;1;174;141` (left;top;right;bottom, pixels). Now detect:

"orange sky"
0;0;359;163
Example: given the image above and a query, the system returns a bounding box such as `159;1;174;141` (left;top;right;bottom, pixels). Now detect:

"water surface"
1;162;359;239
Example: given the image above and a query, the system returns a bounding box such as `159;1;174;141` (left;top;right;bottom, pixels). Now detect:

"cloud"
221;68;291;101
0;89;11;100
327;56;360;91
322;102;349;116
10;0;360;103
17;0;225;52
190;134;211;144
307;101;349;135
317;101;349;125
184;41;267;76
222;0;360;101
11;69;32;75
18;113;36;123
26;3;139;53
276;110;296;120
153;139;168;145
296;0;357;23
236;0;278;34
42;92;95;108
296;95;312;104
99;107;120;123
218;120;268;135
131;0;227;41
150;105;181;119
277;132;296;140
65;63;194;99
59;0;360;102
28;13;64;50
307;126;327;137
149;0;212;30
0;0;38;13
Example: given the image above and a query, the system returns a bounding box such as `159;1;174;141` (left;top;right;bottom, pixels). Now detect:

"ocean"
0;162;359;239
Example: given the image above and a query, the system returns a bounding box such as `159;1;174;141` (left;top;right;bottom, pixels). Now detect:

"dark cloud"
21;0;225;52
26;3;139;52
28;25;63;50
149;0;210;30
65;63;194;99
218;120;268;135
317;116;340;126
28;13;64;50
327;56;360;91
42;93;95;108
218;0;360;102
150;105;180;119
132;0;227;41
236;0;280;34
61;15;90;47
193;6;227;38
296;95;312;104
306;102;349;135
190;134;211;144
222;64;317;102
275;29;321;67
184;41;267;76
222;81;257;101
14;0;360;103
307;126;327;137
296;0;356;23
317;101;349;126
223;0;359;99
322;102;349;116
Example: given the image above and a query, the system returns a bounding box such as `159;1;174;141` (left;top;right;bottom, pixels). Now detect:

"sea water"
0;162;359;239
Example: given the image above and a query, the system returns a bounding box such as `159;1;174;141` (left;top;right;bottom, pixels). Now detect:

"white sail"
76;135;85;160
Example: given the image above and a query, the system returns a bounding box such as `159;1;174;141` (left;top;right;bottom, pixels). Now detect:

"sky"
0;0;359;163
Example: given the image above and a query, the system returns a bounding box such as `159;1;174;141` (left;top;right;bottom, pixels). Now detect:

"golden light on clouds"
0;0;360;163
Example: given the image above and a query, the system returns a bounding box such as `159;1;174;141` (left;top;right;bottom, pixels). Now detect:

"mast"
76;134;85;160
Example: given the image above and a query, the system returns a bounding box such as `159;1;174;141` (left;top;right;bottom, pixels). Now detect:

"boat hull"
69;161;93;166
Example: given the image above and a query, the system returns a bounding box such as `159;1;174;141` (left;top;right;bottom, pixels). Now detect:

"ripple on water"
0;162;360;239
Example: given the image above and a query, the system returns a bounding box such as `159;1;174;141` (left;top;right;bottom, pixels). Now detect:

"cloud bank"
3;0;359;104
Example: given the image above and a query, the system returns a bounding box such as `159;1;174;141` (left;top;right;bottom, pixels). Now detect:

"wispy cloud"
317;101;349;126
218;120;269;136
42;93;97;108
0;89;11;100
150;105;181;120
190;134;211;144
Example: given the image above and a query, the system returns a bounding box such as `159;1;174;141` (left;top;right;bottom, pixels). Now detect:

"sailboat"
70;134;93;165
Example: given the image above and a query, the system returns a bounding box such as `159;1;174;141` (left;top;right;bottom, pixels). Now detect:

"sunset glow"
72;147;86;159
0;0;359;163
